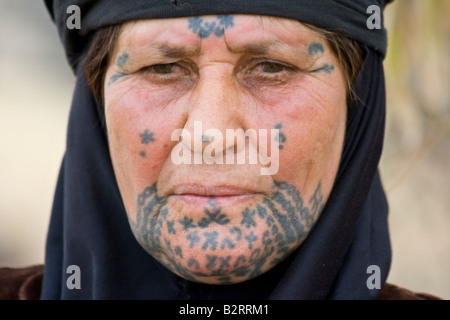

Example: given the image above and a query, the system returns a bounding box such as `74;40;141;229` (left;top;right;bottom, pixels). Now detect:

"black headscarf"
42;0;393;299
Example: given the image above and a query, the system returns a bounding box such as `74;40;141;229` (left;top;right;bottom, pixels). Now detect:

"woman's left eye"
259;62;286;73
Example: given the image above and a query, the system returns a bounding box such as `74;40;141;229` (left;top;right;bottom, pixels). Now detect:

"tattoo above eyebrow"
188;15;234;39
308;42;325;56
116;51;129;68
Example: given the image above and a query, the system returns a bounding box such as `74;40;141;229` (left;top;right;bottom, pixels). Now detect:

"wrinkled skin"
103;15;347;284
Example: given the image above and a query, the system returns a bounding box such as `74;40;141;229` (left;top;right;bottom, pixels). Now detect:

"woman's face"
103;15;347;284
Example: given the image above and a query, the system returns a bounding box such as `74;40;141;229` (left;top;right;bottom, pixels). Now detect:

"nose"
181;65;247;159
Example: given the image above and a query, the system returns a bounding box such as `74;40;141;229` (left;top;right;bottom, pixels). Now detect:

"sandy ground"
0;1;449;299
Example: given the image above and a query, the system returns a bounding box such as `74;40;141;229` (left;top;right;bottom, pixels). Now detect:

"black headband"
45;0;393;72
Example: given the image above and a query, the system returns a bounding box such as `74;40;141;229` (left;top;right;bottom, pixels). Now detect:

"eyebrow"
228;40;313;62
123;39;315;66
228;42;271;56
147;43;201;59
154;41;276;58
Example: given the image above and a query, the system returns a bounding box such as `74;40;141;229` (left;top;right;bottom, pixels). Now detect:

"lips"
170;184;263;207
172;184;257;196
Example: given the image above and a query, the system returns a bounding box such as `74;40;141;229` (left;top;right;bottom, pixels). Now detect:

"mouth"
170;185;263;207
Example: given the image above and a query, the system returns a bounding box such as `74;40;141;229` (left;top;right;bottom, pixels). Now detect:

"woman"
1;0;441;300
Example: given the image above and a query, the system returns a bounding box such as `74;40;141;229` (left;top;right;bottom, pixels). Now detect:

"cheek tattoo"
140;129;155;145
274;123;286;150
139;129;155;158
128;180;324;284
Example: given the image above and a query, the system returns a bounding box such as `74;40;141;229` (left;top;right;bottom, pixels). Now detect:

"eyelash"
140;59;297;83
244;59;297;81
141;63;190;81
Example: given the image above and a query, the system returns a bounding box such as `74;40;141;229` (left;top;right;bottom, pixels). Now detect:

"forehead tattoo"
188;15;234;38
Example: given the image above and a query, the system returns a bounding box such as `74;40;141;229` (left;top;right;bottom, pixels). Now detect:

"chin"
132;216;305;285
149;239;286;285
128;179;324;284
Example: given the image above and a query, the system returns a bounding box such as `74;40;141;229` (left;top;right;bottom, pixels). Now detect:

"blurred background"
0;0;449;299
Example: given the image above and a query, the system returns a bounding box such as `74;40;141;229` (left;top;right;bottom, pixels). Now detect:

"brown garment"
0;264;443;300
0;265;44;300
377;282;443;300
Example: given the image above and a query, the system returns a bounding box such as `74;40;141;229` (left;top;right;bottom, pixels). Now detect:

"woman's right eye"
149;63;176;74
140;62;195;83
